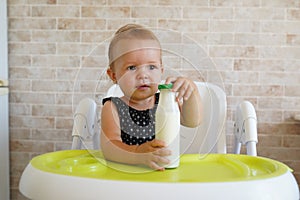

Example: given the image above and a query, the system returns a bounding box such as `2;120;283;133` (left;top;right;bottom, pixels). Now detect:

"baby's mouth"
137;84;150;89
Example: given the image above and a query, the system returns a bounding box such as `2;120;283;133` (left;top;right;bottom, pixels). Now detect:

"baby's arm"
165;77;203;127
100;101;170;170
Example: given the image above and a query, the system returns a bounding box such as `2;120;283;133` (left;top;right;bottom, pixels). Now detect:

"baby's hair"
108;24;161;66
115;24;145;35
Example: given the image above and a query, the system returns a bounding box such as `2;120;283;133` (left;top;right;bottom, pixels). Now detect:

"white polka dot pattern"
102;93;159;145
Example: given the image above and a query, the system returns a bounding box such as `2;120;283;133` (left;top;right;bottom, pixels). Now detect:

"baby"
101;24;202;171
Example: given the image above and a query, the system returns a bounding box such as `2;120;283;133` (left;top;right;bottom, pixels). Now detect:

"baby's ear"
107;68;117;83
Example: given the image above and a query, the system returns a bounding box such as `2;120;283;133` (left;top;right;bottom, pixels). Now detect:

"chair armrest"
233;101;258;156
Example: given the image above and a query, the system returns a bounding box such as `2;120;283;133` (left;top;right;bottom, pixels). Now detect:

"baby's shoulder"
102;96;124;106
102;97;112;105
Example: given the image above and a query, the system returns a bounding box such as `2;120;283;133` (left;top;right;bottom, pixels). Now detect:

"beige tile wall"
8;0;300;199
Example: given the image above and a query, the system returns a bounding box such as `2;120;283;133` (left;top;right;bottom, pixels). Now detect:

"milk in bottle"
155;83;180;168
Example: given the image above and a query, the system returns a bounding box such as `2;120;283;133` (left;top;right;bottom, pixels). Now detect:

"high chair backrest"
105;82;227;154
180;82;227;154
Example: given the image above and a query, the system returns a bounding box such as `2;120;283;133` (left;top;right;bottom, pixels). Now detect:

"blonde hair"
108;24;161;67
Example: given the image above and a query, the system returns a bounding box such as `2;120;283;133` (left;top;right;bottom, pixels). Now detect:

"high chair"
71;81;258;156
20;82;300;200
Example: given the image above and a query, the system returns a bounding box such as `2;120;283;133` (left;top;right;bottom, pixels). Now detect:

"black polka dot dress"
102;93;159;145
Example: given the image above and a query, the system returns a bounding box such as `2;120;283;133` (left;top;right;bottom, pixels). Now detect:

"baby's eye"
127;65;136;71
148;65;158;70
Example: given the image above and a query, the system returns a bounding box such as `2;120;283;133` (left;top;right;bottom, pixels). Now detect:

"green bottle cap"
158;83;173;90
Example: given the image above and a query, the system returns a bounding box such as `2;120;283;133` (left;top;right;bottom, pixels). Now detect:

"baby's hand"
165;76;198;101
135;139;171;171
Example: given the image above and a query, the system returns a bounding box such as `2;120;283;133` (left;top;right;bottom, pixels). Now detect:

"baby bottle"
155;83;180;168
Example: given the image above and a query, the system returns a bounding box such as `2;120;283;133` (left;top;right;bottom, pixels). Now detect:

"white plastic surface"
19;163;300;200
71;98;100;149
180;82;227;154
234;101;258;156
246;141;257;156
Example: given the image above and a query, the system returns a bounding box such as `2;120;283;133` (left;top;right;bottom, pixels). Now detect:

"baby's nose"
137;66;149;79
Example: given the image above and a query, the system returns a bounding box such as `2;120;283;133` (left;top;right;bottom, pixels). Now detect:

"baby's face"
110;39;163;101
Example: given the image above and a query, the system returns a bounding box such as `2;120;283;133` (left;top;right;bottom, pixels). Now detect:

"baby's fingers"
150;139;166;148
176;81;192;101
165;77;194;101
149;155;170;170
155;156;170;165
165;77;184;92
153;148;172;156
149;161;165;171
